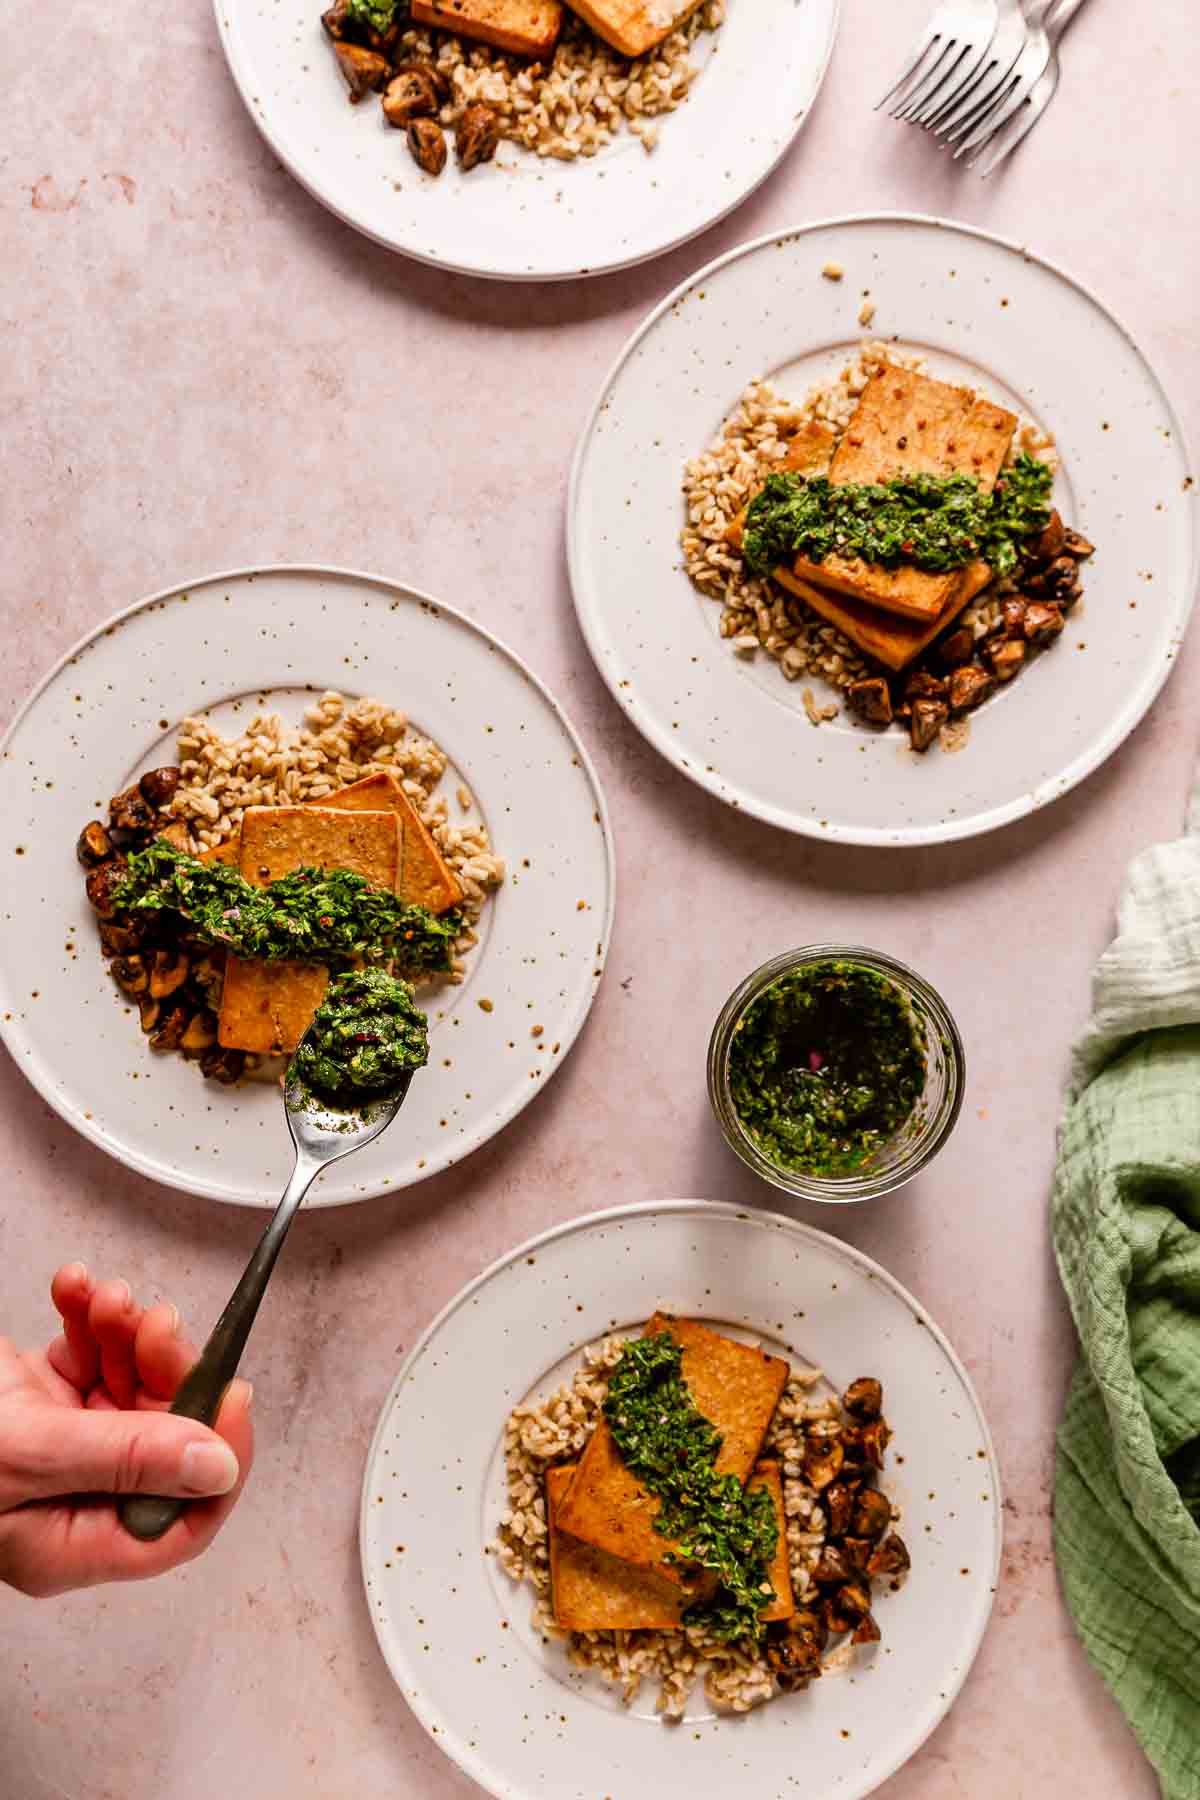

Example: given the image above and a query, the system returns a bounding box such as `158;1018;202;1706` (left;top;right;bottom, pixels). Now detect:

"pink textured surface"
1;1;1196;1795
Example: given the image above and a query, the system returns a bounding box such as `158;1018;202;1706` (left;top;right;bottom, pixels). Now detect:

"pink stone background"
2;0;1197;1794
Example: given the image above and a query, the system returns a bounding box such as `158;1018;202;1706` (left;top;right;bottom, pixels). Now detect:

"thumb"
15;1409;240;1503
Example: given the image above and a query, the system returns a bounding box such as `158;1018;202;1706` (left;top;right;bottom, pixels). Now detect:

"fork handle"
1048;0;1090;37
118;1150;319;1541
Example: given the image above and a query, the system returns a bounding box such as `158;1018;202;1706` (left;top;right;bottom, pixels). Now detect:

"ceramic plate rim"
0;563;616;1208
211;0;841;282
358;1196;1003;1800
567;211;1198;845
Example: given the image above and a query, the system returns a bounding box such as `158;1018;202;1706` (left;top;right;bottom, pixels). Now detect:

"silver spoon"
119;1053;413;1542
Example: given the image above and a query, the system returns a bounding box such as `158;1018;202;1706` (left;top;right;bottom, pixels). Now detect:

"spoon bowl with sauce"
119;970;426;1542
708;946;965;1204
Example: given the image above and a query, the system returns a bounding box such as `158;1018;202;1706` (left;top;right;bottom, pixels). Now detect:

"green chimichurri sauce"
603;1331;779;1645
727;962;926;1177
113;840;458;976
344;0;403;30
741;454;1053;581
289;969;428;1103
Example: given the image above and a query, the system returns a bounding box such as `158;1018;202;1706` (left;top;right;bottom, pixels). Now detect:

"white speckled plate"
0;567;614;1208
568;214;1198;844
212;0;838;280
361;1199;1001;1800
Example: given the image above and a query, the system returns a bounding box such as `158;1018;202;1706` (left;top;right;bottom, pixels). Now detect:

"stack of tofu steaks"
547;1314;797;1632
730;365;1019;676
407;0;709;61
205;773;461;1057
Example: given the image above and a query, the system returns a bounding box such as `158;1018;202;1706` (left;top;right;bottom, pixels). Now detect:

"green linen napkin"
1053;780;1200;1798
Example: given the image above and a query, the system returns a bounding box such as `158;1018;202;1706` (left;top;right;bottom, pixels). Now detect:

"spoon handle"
119;1150;320;1542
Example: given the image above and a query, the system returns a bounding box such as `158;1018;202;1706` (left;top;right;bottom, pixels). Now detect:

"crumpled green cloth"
1053;780;1200;1799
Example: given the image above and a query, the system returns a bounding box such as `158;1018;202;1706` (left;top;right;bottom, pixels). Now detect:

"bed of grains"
168;692;504;982
397;3;724;162
493;1338;864;1718
680;342;1058;730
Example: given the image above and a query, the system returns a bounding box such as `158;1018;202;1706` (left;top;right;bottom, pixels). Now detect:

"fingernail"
67;1261;89;1285
180;1439;240;1496
239;1380;254;1411
167;1304;182;1335
115;1280;133;1310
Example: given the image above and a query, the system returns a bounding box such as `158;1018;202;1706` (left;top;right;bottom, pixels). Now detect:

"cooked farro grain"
680;342;1059;728
494;1336;902;1719
169;692;505;983
394;2;723;167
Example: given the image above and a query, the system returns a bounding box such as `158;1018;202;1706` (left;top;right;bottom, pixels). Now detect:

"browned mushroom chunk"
866;1532;911;1580
847;677;893;726
984;637;1026;681
76;821;114;868
200;1046;246;1085
321;0;351;37
392;57;451;101
947;663;995;713
98;920;142;958
334;40;391;101
1045;556;1082;602
857;1416;892;1469
180;1010;219;1058
904;668;948;703
138;996;160;1034
1001;597;1027;637
85;859;128;917
810;1544;853;1587
1024;600;1065;647
823;1481;856;1537
407;117;448;175
852;1611;882;1646
842;1378;883;1421
138;767;181;810
1032;508;1066;562
455;104;501;170
822;1580;872;1636
1062;525;1094;559
850;1487;893;1541
803;1437;845;1490
149;1005;189;1053
156;821;192;852
839;1536;875;1574
936;627;975;669
382;67;440;125
112;955;148;997
765;1609;827;1689
109;783;156;836
148;950;189;999
909;697;948;753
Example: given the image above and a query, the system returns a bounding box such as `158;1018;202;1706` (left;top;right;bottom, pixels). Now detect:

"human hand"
0;1263;253;1596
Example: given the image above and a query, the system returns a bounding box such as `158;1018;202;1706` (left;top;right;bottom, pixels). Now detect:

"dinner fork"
923;0;1028;135
966;0;1091;172
875;0;998;119
946;0;1058;154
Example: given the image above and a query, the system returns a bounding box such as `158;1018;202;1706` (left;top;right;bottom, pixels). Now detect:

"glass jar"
707;944;965;1204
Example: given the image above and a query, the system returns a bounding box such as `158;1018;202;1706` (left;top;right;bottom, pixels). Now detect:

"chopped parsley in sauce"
604;1332;779;1645
742;454;1053;580
289;969;428;1103
114;840;458;975
728;962;926;1177
343;0;402;31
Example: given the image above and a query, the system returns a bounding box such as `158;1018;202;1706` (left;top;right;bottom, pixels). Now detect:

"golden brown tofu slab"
217;806;399;1055
792;368;1017;622
410;0;562;58
320;772;461;915
546;1464;686;1631
554;1315;789;1590
773;563;991;673
566;0;704;56
546;1457;796;1632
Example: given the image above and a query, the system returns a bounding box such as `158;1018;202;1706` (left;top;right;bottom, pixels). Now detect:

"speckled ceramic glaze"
361;1199;1001;1800
212;0;839;280
0;566;614;1208
569;214;1197;844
